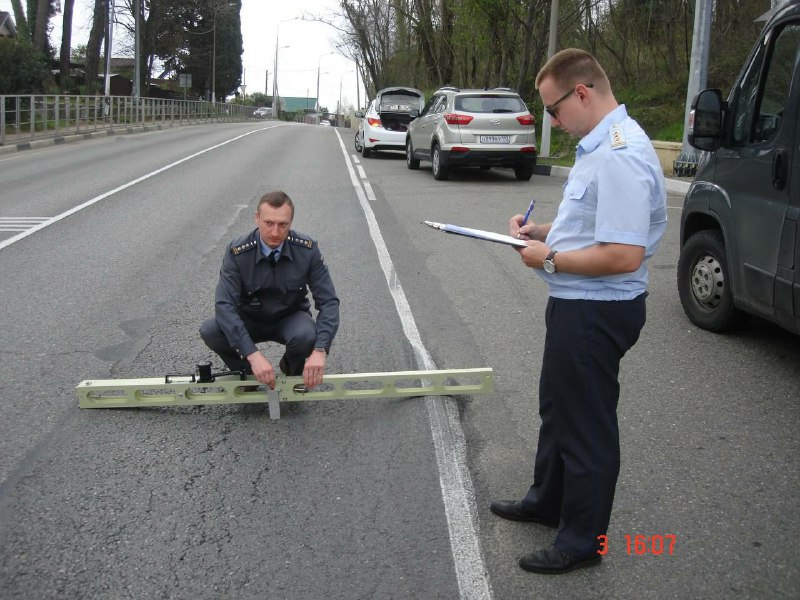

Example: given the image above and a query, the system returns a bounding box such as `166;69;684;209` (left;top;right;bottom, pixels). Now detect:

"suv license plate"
480;135;510;144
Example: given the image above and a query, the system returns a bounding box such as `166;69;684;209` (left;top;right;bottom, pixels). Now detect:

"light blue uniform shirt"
259;238;284;260
540;105;667;300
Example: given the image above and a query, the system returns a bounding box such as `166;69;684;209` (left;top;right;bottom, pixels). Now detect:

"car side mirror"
688;89;723;152
355;111;364;119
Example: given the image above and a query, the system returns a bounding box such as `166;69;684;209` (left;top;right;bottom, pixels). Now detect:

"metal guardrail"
0;94;256;146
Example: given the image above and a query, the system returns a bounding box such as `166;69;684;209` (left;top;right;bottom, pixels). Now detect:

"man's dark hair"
257;191;294;218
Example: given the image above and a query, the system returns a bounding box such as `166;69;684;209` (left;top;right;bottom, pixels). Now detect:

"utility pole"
539;0;559;158
677;0;712;175
133;0;141;101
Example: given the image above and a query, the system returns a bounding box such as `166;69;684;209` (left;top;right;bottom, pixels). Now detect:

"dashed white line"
333;129;492;600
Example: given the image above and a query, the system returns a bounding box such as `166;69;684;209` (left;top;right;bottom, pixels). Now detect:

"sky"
0;0;365;111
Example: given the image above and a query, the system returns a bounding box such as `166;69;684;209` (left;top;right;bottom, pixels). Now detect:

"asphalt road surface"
0;122;797;599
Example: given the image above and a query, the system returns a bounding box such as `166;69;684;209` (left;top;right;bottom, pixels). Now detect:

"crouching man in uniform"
200;190;340;390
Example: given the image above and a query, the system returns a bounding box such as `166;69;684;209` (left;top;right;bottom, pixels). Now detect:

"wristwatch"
543;250;559;274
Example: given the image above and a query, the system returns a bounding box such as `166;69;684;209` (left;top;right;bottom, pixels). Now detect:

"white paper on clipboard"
423;221;528;248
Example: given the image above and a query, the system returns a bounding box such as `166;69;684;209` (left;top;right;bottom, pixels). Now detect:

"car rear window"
455;95;527;113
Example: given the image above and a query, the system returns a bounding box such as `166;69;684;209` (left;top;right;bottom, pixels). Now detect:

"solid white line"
0;126;279;252
333;129;492;600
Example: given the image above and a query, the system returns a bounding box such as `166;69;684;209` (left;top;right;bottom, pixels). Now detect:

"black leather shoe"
279;354;304;376
489;500;558;527
518;545;601;574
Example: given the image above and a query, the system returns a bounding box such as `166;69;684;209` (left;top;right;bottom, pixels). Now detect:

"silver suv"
405;87;537;181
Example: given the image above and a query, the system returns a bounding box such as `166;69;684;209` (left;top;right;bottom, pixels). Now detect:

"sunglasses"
545;83;594;119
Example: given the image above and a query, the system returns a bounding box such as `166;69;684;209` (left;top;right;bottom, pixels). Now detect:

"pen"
518;198;535;238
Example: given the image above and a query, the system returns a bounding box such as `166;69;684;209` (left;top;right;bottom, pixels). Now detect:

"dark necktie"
268;250;277;266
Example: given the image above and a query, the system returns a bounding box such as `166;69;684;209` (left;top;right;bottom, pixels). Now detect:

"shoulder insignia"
231;240;258;255
609;123;627;149
287;235;314;249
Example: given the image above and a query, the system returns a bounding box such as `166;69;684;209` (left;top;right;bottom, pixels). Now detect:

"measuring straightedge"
77;367;493;420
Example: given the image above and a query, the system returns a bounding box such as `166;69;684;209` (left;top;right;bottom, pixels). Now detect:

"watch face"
544;260;556;274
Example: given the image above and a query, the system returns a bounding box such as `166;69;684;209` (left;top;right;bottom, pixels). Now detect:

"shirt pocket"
553;179;588;234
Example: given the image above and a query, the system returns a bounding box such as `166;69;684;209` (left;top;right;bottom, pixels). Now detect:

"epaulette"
231;239;258;255
287;234;314;249
609;123;627;150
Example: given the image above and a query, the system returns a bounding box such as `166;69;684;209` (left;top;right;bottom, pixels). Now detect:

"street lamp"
272;18;299;118
211;1;237;104
316;52;335;113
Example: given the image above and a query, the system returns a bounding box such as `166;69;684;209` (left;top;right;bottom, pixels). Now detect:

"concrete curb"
534;163;691;195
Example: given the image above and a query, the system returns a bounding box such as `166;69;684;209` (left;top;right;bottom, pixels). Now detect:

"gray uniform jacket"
215;228;340;360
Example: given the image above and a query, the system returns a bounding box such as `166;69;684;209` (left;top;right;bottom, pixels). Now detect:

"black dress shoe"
519;545;601;574
489;500;558;527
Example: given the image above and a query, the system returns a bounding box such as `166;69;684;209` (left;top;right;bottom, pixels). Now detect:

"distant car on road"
253;107;271;118
354;87;425;158
405;87;537;181
320;120;331;127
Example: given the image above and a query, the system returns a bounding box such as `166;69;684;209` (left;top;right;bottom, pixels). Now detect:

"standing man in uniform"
200;191;339;390
490;49;667;574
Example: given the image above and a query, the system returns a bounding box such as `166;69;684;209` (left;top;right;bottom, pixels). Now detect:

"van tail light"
444;113;473;126
367;117;382;128
516;114;535;126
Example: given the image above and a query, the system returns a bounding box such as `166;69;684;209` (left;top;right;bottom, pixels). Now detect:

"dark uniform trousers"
200;311;316;376
522;293;647;557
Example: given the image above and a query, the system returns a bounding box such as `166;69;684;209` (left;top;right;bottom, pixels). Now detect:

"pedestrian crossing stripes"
0;217;50;232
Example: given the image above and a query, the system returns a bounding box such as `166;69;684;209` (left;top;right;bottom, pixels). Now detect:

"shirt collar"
577;104;628;155
258;236;285;261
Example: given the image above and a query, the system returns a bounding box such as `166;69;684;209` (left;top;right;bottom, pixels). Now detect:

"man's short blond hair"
535;48;611;95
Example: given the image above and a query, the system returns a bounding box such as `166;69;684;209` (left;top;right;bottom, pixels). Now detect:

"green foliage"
0;38;51;94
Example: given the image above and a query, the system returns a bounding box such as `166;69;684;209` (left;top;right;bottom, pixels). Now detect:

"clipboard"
424;221;528;248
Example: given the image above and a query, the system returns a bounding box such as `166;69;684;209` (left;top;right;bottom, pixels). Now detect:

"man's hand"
247;351;276;389
509;215;549;241
516;240;550;269
303;349;326;389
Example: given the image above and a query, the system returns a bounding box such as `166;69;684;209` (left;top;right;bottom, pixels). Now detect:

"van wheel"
514;164;534;181
432;143;449;181
406;139;420;170
677;230;748;332
354;133;363;152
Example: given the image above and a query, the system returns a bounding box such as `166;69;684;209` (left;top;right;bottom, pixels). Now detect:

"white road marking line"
334;129;493;600
0;217;50;232
356;164;367;179
351;154;360;164
0;126;279;252
363;181;377;203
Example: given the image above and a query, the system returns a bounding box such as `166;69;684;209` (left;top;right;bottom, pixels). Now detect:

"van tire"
677;230;748;332
432;143;449;181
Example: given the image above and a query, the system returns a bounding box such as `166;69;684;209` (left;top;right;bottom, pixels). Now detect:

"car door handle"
772;149;787;190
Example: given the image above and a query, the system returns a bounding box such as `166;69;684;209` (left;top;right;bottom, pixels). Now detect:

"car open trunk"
376;87;425;132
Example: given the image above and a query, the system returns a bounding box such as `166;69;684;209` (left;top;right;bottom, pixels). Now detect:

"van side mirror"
355;111;364;119
688;89;723;151
410;109;419;118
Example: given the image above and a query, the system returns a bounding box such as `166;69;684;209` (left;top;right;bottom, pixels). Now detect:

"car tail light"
516;114;535;126
444;113;473;126
367;117;382;128
520;146;537;153
451;146;469;153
